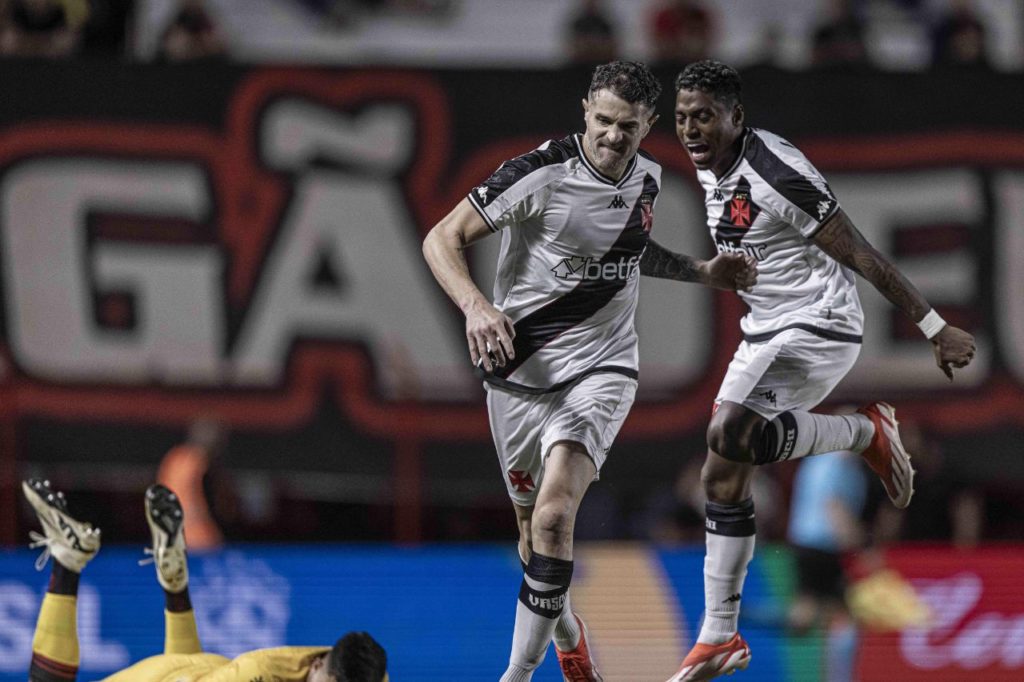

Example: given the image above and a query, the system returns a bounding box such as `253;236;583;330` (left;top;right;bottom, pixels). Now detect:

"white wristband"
916;309;946;339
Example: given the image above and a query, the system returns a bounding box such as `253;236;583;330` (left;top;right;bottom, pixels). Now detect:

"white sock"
698;500;756;645
501;553;572;680
499;664;532;682
758;411;873;464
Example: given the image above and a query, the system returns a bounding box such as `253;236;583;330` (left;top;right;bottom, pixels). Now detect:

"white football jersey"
697;127;863;343
468;134;662;393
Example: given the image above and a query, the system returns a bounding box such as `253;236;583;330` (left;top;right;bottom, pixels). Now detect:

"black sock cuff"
30;655;78;682
705;498;756;537
525;552;573;587
755;411;797;465
47;563;79;596
520;553;572;619
165;588;192;613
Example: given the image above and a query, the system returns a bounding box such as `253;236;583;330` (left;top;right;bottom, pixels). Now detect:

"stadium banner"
1;543;1019;681
0;544;785;682
856;546;1024;681
0;62;1022;540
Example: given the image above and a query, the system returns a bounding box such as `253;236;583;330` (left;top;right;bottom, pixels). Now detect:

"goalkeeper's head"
308;631;388;682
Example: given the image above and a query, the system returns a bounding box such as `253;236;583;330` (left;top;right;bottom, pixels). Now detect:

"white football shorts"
486;372;637;506
716;328;861;420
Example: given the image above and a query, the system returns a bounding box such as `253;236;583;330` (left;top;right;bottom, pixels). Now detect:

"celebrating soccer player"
663;60;976;681
422;60;756;682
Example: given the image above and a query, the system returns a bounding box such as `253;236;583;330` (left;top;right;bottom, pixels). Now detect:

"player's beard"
586;135;627;179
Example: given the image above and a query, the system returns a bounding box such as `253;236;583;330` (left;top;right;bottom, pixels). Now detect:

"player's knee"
706;419;756;463
530;501;574;547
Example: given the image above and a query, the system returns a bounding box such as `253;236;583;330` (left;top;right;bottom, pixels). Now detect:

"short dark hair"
674;59;742;107
588;60;662;111
327;631;387;682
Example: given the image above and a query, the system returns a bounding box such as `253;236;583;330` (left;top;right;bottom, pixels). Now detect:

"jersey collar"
715;128;751;182
573;133;637;188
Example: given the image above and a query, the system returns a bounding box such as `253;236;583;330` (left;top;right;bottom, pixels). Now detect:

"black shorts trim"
743;323;862;344
480;365;638;395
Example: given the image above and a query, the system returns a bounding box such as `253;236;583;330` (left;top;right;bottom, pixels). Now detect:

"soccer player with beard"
423;61;756;681
663;60;976;681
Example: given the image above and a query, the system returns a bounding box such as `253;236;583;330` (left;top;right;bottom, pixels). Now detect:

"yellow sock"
32;593;79;667
164;609;202;654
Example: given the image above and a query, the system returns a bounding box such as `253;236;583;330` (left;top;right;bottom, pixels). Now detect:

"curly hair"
674;59;742;107
588;60;662;111
327;631;388;682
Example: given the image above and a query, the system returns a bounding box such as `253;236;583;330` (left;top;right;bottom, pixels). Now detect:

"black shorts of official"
794;545;847;601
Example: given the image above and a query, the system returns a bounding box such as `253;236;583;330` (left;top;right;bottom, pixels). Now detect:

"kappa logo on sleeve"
817;198;832;219
475;184;490;206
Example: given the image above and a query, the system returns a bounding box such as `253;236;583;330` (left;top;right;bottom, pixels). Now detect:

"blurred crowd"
565;0;1003;70
0;0;1016;70
0;0;226;60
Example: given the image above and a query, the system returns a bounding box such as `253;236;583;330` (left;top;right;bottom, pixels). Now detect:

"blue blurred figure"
787;449;868;682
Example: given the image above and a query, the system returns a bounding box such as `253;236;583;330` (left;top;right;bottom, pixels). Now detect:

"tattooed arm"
814;209;932;318
639;239;703;282
640;239;757;291
813;208;976;379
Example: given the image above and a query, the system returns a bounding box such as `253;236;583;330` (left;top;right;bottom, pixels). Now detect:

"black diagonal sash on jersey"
489;173;659;387
745;132;838;227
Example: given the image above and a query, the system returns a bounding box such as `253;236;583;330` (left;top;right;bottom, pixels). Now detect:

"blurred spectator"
294;0;358;28
635;453;705;544
872;419;983;547
575;481;626;540
787;450;868;682
746;22;784;70
811;0;868;68
563;0;617;66
294;0;453;26
647;0;714;68
931;0;990;68
157;418;230;549
637;451;783;544
80;0;135;57
156;0;226;62
388;0;455;18
0;0;85;58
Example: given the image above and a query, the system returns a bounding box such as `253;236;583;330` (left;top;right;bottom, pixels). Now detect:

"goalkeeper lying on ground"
21;478;388;682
